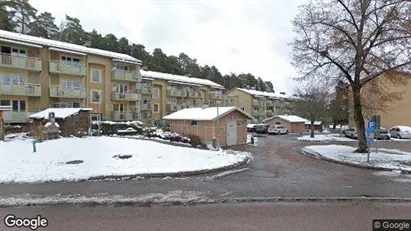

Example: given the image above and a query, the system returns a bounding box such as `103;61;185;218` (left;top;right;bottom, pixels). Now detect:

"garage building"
263;115;308;133
163;106;255;146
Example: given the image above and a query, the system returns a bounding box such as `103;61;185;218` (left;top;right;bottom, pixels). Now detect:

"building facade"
222;88;294;122
140;70;225;125
0;30;142;124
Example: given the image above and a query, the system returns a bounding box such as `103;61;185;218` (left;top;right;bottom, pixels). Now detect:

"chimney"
280;92;286;95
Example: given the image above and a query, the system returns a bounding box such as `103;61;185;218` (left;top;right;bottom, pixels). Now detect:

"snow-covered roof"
163;106;254;121
263;115;309;123
141;70;225;89
305;121;323;125
237;88;291;99
28;108;93;120
0;30;141;64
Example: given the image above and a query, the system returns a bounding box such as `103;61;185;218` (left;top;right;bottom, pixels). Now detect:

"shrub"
188;134;202;147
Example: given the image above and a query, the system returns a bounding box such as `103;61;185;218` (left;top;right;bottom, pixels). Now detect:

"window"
113;104;125;112
91;90;102;103
0;74;25;85
167;98;177;104
62;80;81;89
276;122;281;125
1;45;26;56
190;120;198;125
62;56;80;65
113;84;128;93
91;114;101;121
92;69;102;82
0;100;10;106
230;98;234;103
115;64;129;71
152;88;159;98
4;100;26;112
19;101;26;111
153;104;159;113
240;96;245;103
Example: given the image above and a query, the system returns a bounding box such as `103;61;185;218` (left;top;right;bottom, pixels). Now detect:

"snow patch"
297;134;354;142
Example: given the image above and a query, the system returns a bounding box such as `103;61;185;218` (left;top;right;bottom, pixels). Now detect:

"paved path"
1;135;410;202
1;202;411;231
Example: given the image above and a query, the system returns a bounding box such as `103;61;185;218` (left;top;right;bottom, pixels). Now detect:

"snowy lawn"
297;134;354;142
302;145;411;172
0;137;251;183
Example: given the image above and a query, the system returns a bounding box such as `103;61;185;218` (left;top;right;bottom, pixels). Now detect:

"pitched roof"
163;106;255;121
141;70;225;89
0;30;141;64
28;108;93;120
305;121;323;125
263;115;309;123
236;88;291;99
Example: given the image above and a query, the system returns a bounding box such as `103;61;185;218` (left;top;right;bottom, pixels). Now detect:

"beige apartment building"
348;72;411;129
0;30;142;124
223;88;294;122
140;70;225;125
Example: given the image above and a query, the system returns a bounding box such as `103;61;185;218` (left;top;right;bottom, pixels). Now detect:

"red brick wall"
265;117;305;133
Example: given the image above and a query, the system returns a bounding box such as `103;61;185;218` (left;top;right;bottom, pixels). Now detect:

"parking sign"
367;121;376;134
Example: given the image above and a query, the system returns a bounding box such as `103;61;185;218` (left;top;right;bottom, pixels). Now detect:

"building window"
115;63;129;71
0;100;10;106
91;69;102;82
113;84;128;93
240;96;245;103
230;98;234;103
62;79;81;89
1;45;26;56
0;73;25;85
167;98;177;104
1;100;26;112
91;90;102;103
153;104;159;113
152;88;159;98
62;56;80;65
190;120;197;126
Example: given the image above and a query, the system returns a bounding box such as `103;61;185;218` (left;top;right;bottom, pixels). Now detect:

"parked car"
268;125;288;135
389;126;411;139
376;128;390;140
344;128;357;139
247;124;258;132
254;124;270;134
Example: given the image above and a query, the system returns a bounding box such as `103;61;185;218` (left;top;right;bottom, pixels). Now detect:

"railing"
166;104;183;112
141;103;152;111
49;60;86;76
187;91;201;98
141;87;153;95
112;69;141;82
0;53;42;71
112;111;139;121
3;111;36;123
252;100;259;106
166;87;187;97
266;101;273;106
111;92;141;101
49;85;86;99
0;83;41;96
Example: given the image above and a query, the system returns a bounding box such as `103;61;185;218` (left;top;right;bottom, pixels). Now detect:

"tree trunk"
352;86;368;153
310;121;315;138
332;122;336;130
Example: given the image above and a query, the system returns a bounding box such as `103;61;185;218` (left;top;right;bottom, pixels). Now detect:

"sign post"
366;121;376;162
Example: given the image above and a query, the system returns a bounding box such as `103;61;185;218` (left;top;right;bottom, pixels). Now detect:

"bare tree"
290;0;411;152
294;86;330;138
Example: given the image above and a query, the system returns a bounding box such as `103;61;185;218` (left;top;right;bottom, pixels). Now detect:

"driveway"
0;134;410;201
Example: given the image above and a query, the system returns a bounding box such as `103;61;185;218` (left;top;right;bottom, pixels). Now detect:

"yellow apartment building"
140;70;225;125
223;88;294;122
0;29;142;124
348;72;411;129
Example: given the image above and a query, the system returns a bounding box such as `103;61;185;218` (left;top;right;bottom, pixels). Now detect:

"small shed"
163;106;255;146
305;121;323;132
263;115;308;133
28;108;92;138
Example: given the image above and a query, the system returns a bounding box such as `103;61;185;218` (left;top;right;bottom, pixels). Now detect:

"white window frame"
0;73;26;85
113;84;128;93
91;69;102;83
90;89;102;104
62;79;81;89
1;45;27;56
1;99;26;112
113;103;126;113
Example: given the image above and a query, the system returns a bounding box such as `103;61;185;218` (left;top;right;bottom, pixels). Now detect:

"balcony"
141;103;152;111
266;101;273;107
49;85;86;99
187;91;201;98
112;69;141;82
266;110;273;117
49;61;86;76
259;111;266;116
166;87;187;97
166;104;183;112
3;111;36;123
0;54;42;71
111;92;141;101
112;111;139;121
141;87;153;95
0;83;41;97
210;91;222;99
251;109;259;116
252;100;259;106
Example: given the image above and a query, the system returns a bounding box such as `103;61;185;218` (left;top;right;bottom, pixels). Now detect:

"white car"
389;126;411;139
268;125;288;135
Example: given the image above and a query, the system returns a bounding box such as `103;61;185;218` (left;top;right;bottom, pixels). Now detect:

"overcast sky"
31;0;305;93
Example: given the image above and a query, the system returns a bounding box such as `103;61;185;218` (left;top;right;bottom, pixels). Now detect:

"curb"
299;149;411;174
88;157;251;181
216;196;411;203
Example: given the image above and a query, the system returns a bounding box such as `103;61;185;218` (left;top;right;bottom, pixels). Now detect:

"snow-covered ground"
247;134;259;146
0;137;251;183
302;145;411;172
297;134;354;142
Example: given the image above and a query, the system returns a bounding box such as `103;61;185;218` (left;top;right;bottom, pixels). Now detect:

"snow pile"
29;108;92;120
297;134;354;142
163;107;237;121
4;132;32;142
0;137;251;183
302;145;411;171
93;120;143;126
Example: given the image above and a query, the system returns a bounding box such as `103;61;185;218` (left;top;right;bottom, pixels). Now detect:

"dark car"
254;124;270;134
376;128;390;140
247;124;258;132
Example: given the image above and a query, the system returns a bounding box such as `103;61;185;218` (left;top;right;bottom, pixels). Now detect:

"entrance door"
226;118;237;146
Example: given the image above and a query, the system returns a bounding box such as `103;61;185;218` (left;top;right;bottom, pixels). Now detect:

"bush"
91;121;143;135
188;134;202;147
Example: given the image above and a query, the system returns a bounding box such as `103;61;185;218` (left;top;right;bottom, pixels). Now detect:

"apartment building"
0;30;142;124
223;88;294;122
140;70;225;125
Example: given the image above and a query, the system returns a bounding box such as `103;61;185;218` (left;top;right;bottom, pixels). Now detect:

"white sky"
30;0;305;93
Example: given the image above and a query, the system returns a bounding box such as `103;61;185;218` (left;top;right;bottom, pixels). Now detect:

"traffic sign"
367;121;376;134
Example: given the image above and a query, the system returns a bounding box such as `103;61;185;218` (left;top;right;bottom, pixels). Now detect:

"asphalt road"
1;134;410;202
1;202;411;231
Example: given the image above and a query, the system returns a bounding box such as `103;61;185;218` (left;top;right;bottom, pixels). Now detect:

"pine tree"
28;12;58;39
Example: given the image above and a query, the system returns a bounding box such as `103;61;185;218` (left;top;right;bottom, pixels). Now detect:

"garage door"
227;119;237;146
